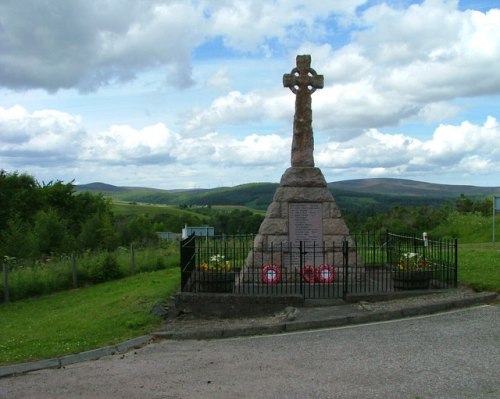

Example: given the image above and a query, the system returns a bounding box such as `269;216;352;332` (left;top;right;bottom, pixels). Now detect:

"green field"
458;243;500;292
111;200;210;219
1;201;498;366
1;242;498;366
0;269;179;366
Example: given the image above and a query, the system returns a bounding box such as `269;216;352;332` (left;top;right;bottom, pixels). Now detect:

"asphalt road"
1;305;498;399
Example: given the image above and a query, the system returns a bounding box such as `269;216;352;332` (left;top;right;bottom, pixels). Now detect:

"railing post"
386;230;393;268
454;238;458;287
180;233;196;291
299;241;304;296
343;238;349;299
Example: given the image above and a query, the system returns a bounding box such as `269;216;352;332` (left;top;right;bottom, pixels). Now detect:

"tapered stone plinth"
241;167;358;283
237;55;362;290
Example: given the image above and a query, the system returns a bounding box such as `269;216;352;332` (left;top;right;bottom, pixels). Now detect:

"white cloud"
206;0;365;52
82;123;181;164
0;1;206;92
360;2;500;100
184;90;290;134
82;119;290;167
0;0;366;93
317;116;500;178
212;133;289;165
0;105;84;164
206;68;232;91
300;0;500;133
415;102;461;123
1;1;499;188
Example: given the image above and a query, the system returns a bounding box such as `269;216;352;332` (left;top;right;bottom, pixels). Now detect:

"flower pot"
196;271;235;293
392;270;432;290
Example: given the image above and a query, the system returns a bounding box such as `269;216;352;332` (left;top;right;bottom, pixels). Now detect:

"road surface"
1;305;498;399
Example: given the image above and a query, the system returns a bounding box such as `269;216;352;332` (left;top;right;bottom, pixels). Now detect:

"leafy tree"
0;170;117;257
78;213;119;251
209;209;264;234
361;205;449;235
33;209;74;255
0;216;38;259
456;194;474;213
118;215;156;246
455;194;493;217
0;170;42;230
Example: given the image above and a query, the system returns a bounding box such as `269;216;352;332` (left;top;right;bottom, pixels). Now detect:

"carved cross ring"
283;60;324;95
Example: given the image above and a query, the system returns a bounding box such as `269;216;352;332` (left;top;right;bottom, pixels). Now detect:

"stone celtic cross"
283;55;324;167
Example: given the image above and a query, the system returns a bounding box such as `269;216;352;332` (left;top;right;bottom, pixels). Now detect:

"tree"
209;209;264;234
456;194;474;213
0;216;38;259
0;170;41;230
118;215;156;246
33;209;73;255
0;170;118;257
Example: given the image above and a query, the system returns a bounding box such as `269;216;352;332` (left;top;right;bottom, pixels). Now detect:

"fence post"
2;262;9;303
343;239;349;299
180;234;196;291
454;238;458;287
71;253;78;288
299;241;304;296
130;244;136;275
386;230;392;267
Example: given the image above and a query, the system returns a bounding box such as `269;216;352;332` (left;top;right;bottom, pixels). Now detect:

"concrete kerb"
0;334;153;379
155;291;499;339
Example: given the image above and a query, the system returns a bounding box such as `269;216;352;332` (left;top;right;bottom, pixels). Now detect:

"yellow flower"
199;255;233;272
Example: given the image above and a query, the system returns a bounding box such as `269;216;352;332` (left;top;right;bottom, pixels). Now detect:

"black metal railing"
179;232;458;298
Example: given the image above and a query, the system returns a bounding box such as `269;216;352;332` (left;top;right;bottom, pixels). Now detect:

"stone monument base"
239;167;363;285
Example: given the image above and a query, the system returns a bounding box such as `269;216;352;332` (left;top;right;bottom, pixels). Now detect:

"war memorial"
178;56;458;315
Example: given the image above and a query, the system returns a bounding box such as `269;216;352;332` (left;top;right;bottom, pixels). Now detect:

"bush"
1;244;176;303
3;260;73;301
87;253;123;283
431;212;495;242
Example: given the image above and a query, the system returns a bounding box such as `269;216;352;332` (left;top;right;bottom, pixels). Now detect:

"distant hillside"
330;178;497;197
76;182;127;194
76;178;500;214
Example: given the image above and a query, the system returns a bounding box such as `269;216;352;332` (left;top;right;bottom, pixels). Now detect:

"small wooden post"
130;244;136;275
71;253;78;288
2;262;9;303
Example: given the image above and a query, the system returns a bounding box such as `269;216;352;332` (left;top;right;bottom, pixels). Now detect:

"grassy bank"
458;243;500;292
0;268;179;366
1;242;498;367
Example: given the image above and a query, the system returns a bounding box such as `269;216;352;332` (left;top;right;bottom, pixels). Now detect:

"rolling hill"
75;178;500;214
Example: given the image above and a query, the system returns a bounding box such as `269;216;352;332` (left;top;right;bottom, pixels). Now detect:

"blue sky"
1;0;499;189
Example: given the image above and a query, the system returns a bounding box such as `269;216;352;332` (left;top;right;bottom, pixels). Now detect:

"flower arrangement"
398;252;431;271
199;254;232;272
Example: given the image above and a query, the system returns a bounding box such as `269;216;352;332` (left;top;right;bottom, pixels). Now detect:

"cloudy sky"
1;0;499;189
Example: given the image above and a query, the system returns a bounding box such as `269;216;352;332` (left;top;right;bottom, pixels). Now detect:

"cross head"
282;55;324;167
283;55;324;95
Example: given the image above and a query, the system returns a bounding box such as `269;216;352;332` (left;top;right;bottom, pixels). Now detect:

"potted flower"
197;254;235;293
392;252;433;290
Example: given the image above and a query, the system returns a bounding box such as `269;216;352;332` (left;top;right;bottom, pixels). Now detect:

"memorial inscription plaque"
289;203;323;245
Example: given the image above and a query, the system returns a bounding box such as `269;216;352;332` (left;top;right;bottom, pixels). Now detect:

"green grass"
458;243;500;292
211;204;266;215
1;240;498;367
0;244;179;302
111;200;208;220
0;268;179;366
431;212;497;243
